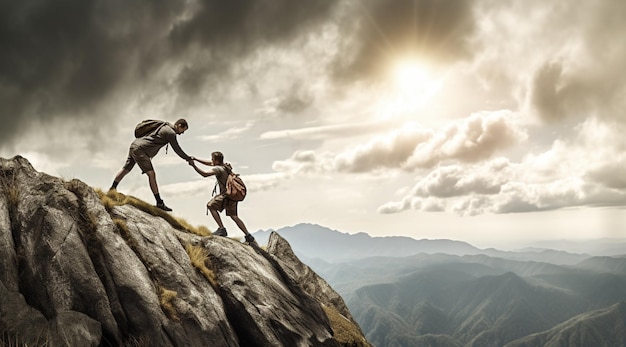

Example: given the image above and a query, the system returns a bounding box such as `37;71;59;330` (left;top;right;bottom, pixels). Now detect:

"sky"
2;0;626;249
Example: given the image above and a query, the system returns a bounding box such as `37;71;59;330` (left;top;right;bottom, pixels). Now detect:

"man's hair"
175;118;188;129
212;151;224;164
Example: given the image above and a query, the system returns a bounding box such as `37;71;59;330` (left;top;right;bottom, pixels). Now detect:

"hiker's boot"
156;201;173;212
213;227;228;237
244;234;258;247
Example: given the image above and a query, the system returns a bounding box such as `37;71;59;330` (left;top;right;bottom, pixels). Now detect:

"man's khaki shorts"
207;194;238;216
123;146;154;174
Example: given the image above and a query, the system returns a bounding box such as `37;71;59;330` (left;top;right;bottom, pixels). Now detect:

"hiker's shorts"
207;194;238;216
124;145;154;174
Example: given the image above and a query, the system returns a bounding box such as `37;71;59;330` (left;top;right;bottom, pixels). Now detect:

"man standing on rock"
110;119;194;211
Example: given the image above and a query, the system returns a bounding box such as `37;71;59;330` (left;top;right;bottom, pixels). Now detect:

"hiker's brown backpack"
226;173;246;201
213;163;247;201
134;120;166;138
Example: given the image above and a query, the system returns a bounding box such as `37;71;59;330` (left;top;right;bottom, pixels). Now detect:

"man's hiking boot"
156;202;172;212
213;227;228;237
244;234;258;247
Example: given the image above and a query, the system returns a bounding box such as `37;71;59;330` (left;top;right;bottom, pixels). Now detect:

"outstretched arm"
169;136;192;161
190;161;215;177
193;157;214;166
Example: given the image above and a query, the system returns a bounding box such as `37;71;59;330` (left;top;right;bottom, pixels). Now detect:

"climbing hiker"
110;119;194;211
190;151;257;245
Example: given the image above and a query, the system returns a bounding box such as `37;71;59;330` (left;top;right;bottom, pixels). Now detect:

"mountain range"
253;224;626;347
253;223;598;265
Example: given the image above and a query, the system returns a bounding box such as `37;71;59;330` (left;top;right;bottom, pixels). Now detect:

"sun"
376;58;443;121
392;59;433;92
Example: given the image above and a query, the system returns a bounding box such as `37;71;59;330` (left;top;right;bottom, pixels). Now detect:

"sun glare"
392;60;432;92
376;58;443;121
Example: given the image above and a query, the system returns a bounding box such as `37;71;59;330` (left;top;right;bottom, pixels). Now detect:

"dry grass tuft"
157;286;179;321
122;334;152;347
196;225;212;236
184;244;218;289
99;193;117;212
0;169;20;209
176;217;211;237
95;189;212;237
63;179;84;194
1;329;50;346
322;304;371;347
5;185;19;208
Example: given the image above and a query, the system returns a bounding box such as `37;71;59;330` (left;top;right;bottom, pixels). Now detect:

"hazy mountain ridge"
522;239;626;257
254;223;592;265
254;224;483;262
254;224;626;347
505;301;626;347
575;256;626;274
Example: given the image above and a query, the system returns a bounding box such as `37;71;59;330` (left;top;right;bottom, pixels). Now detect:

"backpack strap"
151;121;168;137
211;164;228;197
158;123;169;154
150;122;170;154
208;165;221;215
223;163;234;174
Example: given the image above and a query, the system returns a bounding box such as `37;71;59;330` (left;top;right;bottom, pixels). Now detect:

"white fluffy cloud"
273;110;526;175
379;118;626;216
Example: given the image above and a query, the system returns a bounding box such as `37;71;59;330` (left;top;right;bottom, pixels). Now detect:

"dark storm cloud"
169;0;336;54
332;0;478;82
0;0;336;146
530;57;626;124
0;0;184;145
529;1;626;123
167;0;336;103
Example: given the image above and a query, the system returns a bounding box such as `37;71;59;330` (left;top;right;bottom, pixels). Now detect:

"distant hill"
505;301;626;347
253;224;590;265
253;223;482;261
575;255;626;274
523;239;626;256
341;256;626;347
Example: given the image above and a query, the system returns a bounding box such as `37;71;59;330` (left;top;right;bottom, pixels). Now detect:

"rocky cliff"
0;156;370;347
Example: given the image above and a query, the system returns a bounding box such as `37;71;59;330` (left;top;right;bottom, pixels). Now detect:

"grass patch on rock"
157;286;179;321
184;244;218;289
96;189;211;237
322;304;371;347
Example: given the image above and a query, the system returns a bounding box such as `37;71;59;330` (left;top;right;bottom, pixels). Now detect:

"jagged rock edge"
0;155;370;346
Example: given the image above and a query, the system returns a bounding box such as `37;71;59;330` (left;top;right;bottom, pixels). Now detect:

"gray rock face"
267;232;355;320
267;232;372;347
0;156;369;346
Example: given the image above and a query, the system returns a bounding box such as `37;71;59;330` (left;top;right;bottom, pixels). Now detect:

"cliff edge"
0;156;370;347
